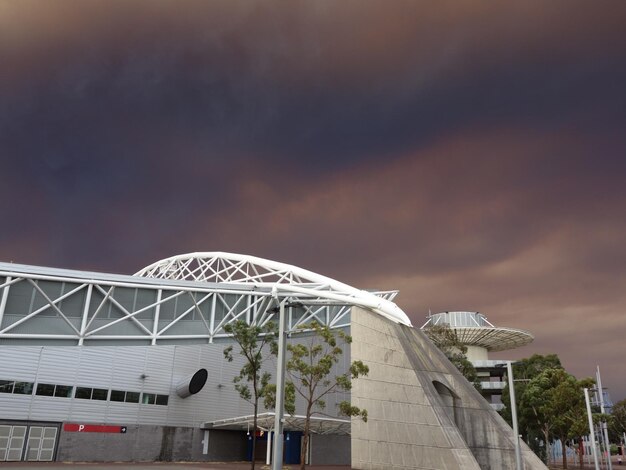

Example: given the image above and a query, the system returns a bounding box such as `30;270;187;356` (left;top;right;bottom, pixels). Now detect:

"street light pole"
272;292;287;470
585;387;601;470
596;366;613;470
506;361;523;470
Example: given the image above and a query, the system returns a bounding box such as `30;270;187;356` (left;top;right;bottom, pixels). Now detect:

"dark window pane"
54;385;73;398
156;395;168;406
0;380;14;393
125;392;140;403
142;393;156;405
75;387;92;399
110;390;125;402
91;388;108;401
13;382;34;394
36;383;55;396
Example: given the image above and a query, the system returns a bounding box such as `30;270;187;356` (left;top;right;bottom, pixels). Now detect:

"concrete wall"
310;434;350;465
55;425;246;462
350;307;547;470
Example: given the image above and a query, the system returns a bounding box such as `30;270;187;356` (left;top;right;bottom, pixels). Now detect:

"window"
0;380;36;395
91;388;108;401
13;382;34;395
36;383;72;398
48;384;160;404
75;387;92;399
142;393;156;405
36;383;55;397
155;394;169;406
54;385;73;398
0;380;14;393
75;387;108;400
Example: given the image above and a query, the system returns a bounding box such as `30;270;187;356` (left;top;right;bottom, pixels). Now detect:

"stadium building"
0;252;547;469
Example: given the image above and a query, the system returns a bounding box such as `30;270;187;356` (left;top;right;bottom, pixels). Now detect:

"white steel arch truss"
136;252;411;327
0;254;410;346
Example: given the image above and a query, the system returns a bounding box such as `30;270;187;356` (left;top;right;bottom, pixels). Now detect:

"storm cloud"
1;1;625;399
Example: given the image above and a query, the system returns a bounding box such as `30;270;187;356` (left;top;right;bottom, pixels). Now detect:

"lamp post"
584;387;601;470
272;291;287;470
506;361;523;470
596;366;613;470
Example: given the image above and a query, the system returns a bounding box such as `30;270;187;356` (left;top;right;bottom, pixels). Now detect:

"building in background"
421;311;534;410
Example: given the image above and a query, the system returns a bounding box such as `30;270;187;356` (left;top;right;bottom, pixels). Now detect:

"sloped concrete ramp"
350;307;547;470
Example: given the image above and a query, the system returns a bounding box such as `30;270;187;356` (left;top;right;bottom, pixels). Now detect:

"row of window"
0;381;33;395
0;380;168;406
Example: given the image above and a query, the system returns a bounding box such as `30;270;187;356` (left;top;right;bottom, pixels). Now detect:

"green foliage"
610;398;626;440
263;382;296;415
339;401;368;421
513;354;563;380
515;366;594;468
500;355;564;425
423;324;481;389
285;321;369;469
223;320;277;405
223;320;277;470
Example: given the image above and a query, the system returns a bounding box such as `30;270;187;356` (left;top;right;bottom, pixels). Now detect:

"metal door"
25;426;57;461
0;425;27;461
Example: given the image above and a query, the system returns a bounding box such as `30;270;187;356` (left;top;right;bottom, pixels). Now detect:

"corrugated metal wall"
0;339;351;428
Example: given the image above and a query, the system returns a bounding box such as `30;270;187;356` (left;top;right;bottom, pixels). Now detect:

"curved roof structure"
421;311;533;352
135;252;412;326
0;253;412;346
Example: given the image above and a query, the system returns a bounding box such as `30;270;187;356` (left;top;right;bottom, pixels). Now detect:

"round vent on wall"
175;368;208;398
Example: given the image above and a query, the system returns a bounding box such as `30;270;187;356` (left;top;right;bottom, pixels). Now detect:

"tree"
548;373;594;469
284;321;368;470
610;398;626;442
500;354;564;461
518;367;594;469
513;353;563;379
223;320;277;470
423;324;481;389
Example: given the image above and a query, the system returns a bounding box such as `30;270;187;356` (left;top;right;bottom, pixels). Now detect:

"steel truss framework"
0;253;410;345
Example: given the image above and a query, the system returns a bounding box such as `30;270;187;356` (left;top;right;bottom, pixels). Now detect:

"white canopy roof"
203;412;351;435
136;252;412;326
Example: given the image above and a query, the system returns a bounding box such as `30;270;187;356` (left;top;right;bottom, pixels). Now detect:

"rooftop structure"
421;311;534;410
0;252;409;347
422;311;534;360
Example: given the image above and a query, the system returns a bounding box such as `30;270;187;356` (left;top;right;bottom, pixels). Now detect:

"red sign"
64;423;127;433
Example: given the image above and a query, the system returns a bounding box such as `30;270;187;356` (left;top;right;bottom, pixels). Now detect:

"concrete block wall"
310;434;350;465
398;325;547;470
350;307;547;470
55;425;246;462
350;308;480;469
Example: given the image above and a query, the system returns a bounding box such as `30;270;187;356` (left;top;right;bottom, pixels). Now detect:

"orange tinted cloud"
1;1;625;400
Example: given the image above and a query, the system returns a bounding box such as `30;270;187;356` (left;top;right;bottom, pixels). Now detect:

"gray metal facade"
0;341;349;428
0;261;355;463
0;266;353;463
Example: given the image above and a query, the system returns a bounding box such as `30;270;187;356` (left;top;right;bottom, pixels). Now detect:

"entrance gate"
0;423;59;461
25;426;57;461
0;425;26;461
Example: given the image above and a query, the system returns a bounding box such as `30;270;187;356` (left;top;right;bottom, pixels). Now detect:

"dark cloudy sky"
1;1;625;400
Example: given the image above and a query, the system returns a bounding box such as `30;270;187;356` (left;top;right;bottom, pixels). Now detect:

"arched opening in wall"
432;380;459;425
